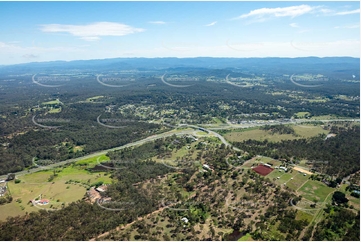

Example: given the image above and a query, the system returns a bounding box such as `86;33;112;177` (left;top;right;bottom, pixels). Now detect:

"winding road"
1;118;357;180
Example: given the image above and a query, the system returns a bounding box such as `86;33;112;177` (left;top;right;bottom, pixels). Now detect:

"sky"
0;1;360;65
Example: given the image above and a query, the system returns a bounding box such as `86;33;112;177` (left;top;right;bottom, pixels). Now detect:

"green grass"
278;173;293;184
75;154;109;166
1;179;85;221
295;112;310;118
48;107;61;113
295;210;313;223
42;99;60;105
293;125;328;138
266;169;285;180
85;96;104;102
347;196;360;210
0;160;113;221
195;131;208;135
225;124;328;143
286;173;309;191
212;117;226;124
254;156;275;163
309;115;336;120
238;233;253;241
298;180;334;202
225;129;296;142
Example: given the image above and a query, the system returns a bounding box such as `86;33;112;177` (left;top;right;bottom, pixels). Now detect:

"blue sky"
0;1;359;65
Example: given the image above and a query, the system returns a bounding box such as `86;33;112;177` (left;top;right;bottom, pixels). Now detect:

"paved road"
179;124;240;151
1;118;357;180
0;129;195;180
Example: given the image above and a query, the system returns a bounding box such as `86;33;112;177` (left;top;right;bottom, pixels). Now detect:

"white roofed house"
203;164;210;170
181;217;189;223
279;166;288;172
202;164;213;171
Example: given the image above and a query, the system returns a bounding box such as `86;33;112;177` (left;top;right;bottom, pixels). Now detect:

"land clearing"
225;124;328;142
293;166;313;175
0;155;113;221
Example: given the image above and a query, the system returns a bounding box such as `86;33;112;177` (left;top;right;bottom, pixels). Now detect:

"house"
279;166;288;172
96;187;106;193
203;164;211;170
37;199;49;205
181;217;189;223
96;184;108;193
325;133;336;140
87;187;102;203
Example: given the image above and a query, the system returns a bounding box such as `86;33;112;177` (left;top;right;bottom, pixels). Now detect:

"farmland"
224;124;329;143
0;155;113;221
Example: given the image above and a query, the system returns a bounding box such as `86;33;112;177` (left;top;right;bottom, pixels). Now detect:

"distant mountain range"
0;57;359;77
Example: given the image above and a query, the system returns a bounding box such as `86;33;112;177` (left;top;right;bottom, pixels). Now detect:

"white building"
203;164;211;170
181;217;189;223
279;166;288;172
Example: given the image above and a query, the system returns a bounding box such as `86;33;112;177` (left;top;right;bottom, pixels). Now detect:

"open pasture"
286;173;309;191
297;180;334;202
0;155;113;221
225;124;329;142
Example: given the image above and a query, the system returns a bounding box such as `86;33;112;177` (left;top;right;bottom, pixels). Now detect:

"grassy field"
195;131;209;136
48;107;62;113
225;129;295;142
286;172;309;191
225;124;328;143
42;99;61;105
295;210;313;223
239;233;253;241
295;112;310;118
0;155;113;221
85;96;104;102
309;115;339;120
297;180;334;202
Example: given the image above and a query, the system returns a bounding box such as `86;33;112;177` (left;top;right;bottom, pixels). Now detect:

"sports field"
252;165;273;176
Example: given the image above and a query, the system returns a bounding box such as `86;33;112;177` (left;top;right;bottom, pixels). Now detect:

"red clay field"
252;165;274;176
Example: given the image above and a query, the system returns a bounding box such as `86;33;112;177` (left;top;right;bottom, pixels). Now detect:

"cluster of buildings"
86;185;109;203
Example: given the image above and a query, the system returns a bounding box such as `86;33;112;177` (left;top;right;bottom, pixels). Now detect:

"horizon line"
1;56;360;67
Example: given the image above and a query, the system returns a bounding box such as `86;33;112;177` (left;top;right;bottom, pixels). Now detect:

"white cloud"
235;5;316;20
319;8;333;14
148;21;167;25
289;23;299;28
335;24;359;29
334;9;360;15
40;22;144;41
80;36;100;41
205;21;217;27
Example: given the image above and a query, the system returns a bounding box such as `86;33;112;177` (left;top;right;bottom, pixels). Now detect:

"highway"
1;118;357;180
0;129;195;180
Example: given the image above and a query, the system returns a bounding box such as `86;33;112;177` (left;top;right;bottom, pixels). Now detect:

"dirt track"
293;166;313;175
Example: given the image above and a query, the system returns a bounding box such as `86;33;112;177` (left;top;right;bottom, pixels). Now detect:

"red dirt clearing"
252;165;274;176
